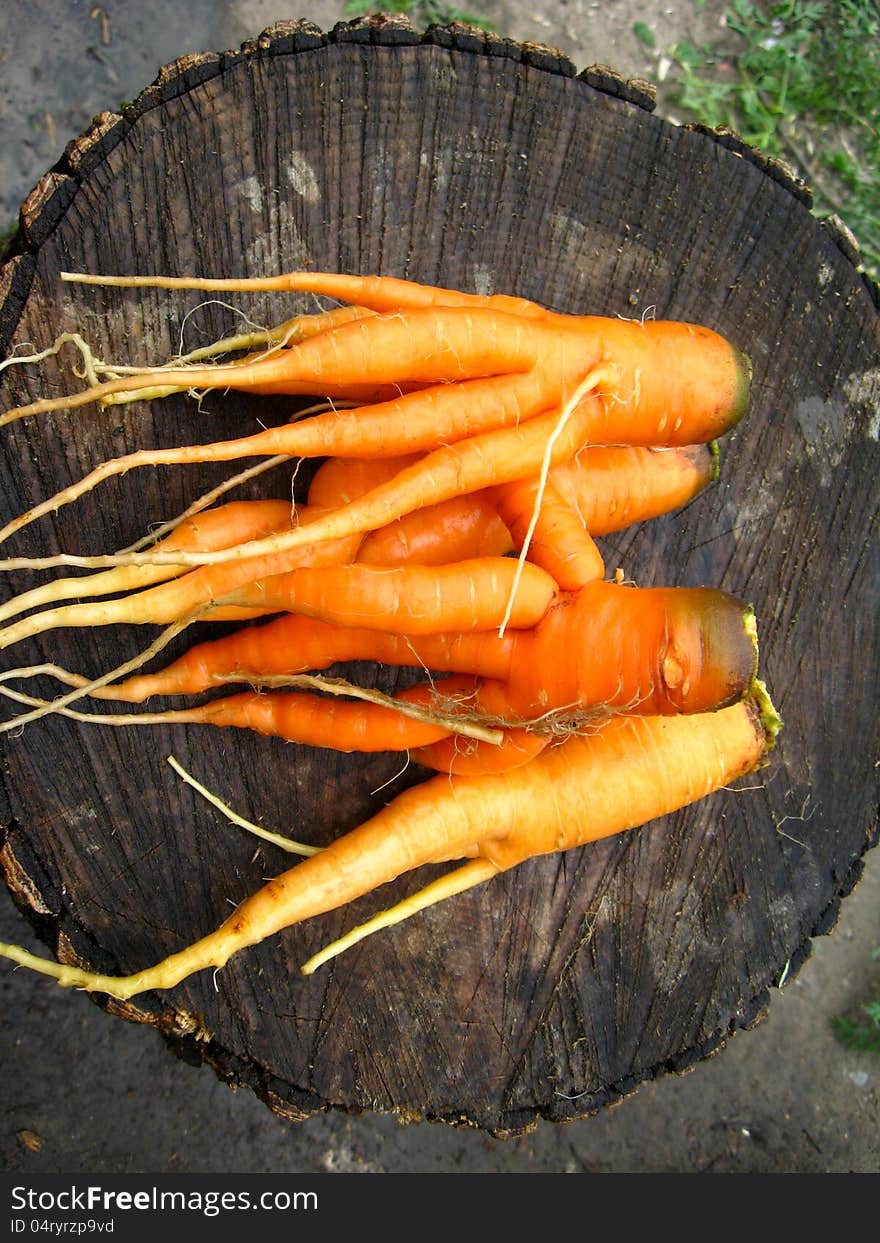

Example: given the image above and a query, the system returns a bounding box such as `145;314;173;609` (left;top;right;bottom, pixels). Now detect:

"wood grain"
0;17;877;1134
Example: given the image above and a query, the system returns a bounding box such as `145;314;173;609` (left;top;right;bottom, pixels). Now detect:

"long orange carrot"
0;688;779;997
65;580;754;716
59;267;552;318
0;378;614;575
352;443;716;567
0;278;747;547
216;558;558;635
492;478;605;589
0;500;295;627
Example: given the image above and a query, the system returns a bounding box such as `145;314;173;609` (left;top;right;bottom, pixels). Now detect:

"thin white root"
118;454;291;553
300;857;499;974
0;332;106;387
166;755;318;857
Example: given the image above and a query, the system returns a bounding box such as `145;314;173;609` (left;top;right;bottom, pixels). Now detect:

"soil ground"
0;1;878;1175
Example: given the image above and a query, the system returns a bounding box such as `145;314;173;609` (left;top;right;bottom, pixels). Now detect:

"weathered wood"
0;18;877;1135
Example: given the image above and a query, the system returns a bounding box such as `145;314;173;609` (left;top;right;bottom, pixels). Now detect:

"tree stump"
0;18;877;1136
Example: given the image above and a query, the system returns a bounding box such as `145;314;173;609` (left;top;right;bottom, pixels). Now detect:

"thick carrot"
0;289;747;548
353;443;716;567
470;579;760;721
0;688;779;997
217;558;558;635
41;580;757;748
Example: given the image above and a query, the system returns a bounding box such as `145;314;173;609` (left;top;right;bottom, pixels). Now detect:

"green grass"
344;0;494;30
661;0;880;281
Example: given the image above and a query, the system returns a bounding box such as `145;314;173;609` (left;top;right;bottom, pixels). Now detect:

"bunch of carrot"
0;269;779;998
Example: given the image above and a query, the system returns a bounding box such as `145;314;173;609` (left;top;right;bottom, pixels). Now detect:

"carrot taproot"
492;478;605;589
85;578;757;750
0;499;295;627
552;443;718;535
0;304;546;428
32;674;499;761
0;507;362;651
215;558;558;635
0;372;613;574
116;683;457;754
59;613;512;703
0;686;780;997
0;552;556;655
24;580;759;764
352;443;716;567
58;267;552;318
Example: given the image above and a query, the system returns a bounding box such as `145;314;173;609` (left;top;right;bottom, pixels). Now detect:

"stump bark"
0;17;877;1135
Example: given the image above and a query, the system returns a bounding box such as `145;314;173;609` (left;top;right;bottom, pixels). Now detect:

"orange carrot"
355;491;512;566
1;379;614;574
0;688;779;997
0;553;556;654
551;444;718;535
353;443;716;567
0;275;748;548
75;614;515;703
0;507;361;651
59;267;552;318
0;499;294;627
131;683;456;754
216;558;558;635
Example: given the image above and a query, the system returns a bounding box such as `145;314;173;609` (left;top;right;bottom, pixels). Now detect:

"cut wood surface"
0;17;877;1134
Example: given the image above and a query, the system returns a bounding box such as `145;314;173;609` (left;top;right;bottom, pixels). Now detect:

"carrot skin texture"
492;479;605;589
89;581;756;713
0;697;774;998
161;685;453;753
551;444;717;535
219;558;558;634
